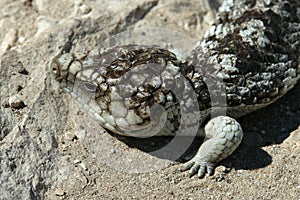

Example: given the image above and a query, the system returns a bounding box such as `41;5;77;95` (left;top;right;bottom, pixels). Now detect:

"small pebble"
222;166;231;173
0;28;17;54
79;162;88;171
111;149;116;154
9;94;25;109
35;16;53;36
64;131;76;141
79;4;92;15
74;159;81;164
18;37;26;44
74;130;86;140
54;189;66;196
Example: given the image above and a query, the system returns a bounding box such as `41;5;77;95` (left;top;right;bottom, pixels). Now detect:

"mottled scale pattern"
50;46;205;136
50;0;300;137
190;0;300;117
49;0;300;177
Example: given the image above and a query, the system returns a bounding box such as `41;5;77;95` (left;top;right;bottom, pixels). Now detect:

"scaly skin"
49;0;299;178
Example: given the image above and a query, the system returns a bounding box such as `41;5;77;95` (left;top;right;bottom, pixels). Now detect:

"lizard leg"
181;116;243;178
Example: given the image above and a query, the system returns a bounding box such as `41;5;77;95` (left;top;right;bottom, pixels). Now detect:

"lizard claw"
181;156;215;178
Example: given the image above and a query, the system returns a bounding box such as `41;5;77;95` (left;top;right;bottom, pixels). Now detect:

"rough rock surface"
0;0;299;199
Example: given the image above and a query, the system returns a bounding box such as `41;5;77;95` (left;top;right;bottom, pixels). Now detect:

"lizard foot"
181;116;243;178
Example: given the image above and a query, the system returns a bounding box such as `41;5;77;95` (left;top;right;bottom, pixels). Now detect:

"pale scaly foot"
181;116;243;178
